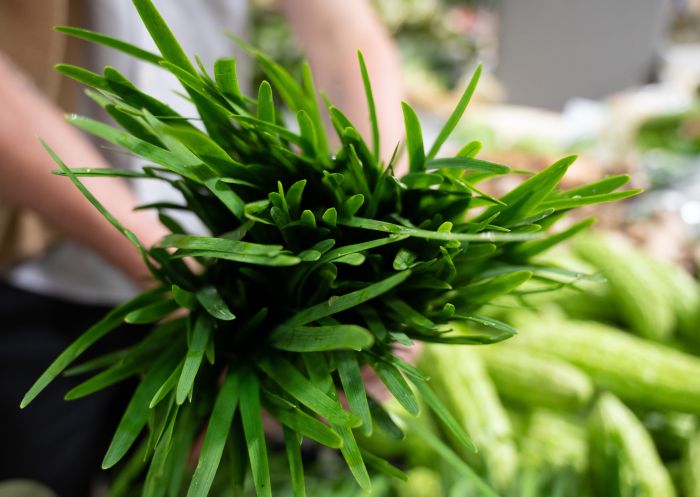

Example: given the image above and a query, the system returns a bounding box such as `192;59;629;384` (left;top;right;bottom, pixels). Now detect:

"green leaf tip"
428;63;483;160
131;0;195;74
401;101;425;172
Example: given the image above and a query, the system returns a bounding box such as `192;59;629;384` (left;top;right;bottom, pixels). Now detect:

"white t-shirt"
4;0;250;304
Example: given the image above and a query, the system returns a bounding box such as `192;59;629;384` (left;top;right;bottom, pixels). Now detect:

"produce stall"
1;1;700;497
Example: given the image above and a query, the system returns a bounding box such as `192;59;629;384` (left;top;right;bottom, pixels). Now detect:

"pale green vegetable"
574;234;675;341
477;347;593;411
395;467;443;497
589;393;677;497
684;430;700;497
521;409;588;473
509;315;700;414
648;257;700;340
420;345;518;493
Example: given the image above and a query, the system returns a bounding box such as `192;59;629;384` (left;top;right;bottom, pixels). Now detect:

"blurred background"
252;0;700;269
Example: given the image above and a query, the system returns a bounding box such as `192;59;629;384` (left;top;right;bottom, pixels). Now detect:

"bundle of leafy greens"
19;1;640;496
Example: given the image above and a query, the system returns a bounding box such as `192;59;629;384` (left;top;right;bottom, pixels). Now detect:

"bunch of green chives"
20;1;639;496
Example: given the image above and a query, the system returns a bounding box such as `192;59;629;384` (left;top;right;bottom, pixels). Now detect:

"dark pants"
0;283;137;497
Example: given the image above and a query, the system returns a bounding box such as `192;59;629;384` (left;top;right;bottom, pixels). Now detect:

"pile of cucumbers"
365;232;700;497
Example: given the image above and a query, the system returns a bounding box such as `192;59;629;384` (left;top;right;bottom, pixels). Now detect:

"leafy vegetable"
24;1;639;495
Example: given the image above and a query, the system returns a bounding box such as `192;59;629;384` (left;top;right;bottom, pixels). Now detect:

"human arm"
0;53;167;283
278;0;405;171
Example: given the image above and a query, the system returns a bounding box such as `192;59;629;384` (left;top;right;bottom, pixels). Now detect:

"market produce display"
17;1;644;497
352;233;700;497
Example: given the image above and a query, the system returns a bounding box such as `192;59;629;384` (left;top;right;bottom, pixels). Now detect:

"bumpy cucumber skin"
509;316;700;414
574;234;675;341
521;409;588;473
477;347;594;411
684;430;700;497
647;258;700;341
589;393;677;497
419;345;518;493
